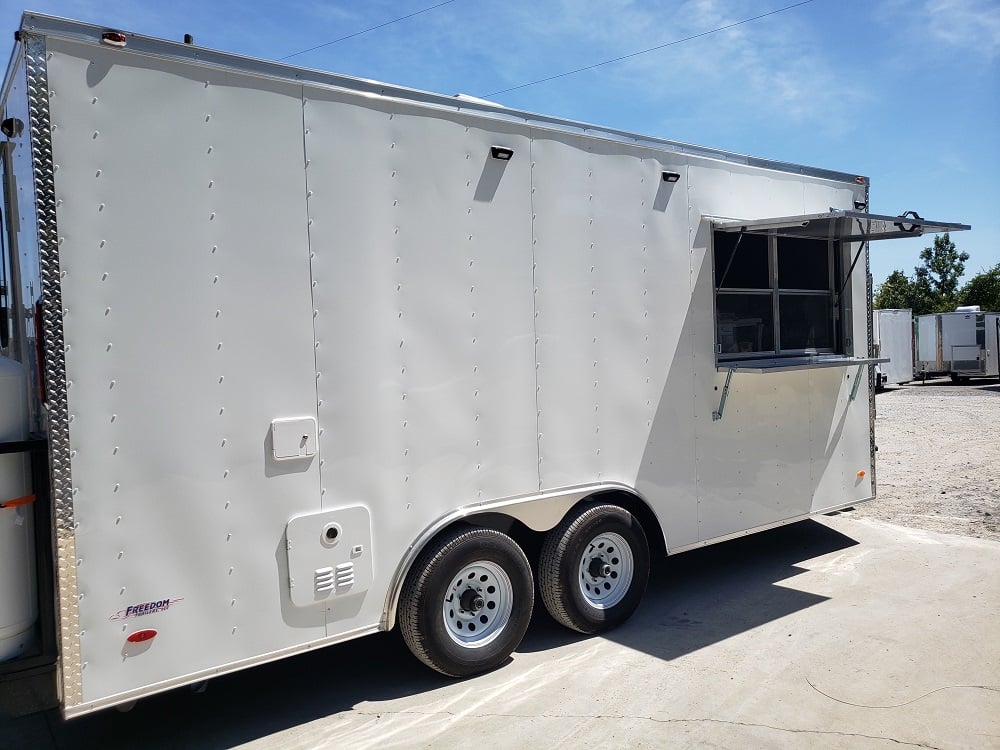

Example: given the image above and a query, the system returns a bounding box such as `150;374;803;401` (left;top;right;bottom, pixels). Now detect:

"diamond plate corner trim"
24;32;82;710
864;185;877;496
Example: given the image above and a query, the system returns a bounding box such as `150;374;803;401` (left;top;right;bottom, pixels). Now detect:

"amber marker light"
101;31;127;47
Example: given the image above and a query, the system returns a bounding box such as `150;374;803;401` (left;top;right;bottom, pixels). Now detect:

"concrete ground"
2;514;997;749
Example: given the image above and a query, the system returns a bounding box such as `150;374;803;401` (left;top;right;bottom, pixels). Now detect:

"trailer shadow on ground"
7;520;859;749
520;517;858;661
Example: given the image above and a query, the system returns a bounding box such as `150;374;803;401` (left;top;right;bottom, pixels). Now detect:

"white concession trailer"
916;310;1000;382
0;13;970;718
873;309;914;386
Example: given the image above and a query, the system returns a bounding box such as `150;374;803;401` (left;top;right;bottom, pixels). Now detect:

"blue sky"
2;1;997;292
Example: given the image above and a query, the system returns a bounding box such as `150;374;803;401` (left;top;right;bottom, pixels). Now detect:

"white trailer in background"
0;13;970;718
916;310;1000;382
873;309;913;387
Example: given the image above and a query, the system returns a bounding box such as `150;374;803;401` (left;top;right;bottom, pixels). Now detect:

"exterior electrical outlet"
0;13;970;718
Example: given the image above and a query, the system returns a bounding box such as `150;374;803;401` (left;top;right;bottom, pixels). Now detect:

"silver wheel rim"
443;560;513;648
578;531;633;609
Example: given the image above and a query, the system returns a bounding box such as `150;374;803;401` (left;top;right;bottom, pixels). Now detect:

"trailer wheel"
539;503;650;634
399;527;533;677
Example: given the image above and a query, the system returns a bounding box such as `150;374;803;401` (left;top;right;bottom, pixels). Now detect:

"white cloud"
434;0;869;136
878;0;1000;59
924;0;1000;56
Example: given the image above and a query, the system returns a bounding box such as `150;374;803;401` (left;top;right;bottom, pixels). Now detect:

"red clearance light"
126;629;157;644
101;31;127;48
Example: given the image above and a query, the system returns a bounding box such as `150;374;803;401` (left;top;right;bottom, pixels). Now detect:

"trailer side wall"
8;25;877;715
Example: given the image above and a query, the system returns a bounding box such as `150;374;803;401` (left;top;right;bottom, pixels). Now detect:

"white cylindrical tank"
0;354;37;662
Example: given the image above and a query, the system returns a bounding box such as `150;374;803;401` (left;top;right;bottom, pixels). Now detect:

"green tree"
913;233;969;312
958;263;1000;311
874;234;971;314
874;270;916;310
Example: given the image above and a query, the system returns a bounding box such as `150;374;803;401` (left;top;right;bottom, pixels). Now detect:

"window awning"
714;210;970;242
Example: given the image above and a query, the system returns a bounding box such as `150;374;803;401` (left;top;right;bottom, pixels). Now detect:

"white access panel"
285;506;373;609
303;89;538;627
47;39;323;708
271;417;318;460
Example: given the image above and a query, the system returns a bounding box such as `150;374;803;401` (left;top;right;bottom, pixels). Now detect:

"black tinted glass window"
779;294;833;350
714;232;769;289
777;237;830;290
716;293;774;353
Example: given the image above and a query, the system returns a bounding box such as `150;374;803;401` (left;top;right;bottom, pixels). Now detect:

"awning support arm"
712;368;736;421
849;364;866;401
837;218;868;298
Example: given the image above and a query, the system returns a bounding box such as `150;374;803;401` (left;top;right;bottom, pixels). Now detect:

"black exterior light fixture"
661;170;681;183
490;146;514;161
0;117;23;138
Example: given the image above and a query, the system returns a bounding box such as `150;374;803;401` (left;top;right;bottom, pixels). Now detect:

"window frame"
713;229;841;363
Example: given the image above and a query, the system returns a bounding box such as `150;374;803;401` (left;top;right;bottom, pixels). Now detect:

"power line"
486;0;820;97
279;0;459;61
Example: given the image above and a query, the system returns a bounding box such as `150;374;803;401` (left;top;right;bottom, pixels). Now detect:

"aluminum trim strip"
867;187;878;497
379;482;648;629
18;12;870;187
666;498;873;555
24;31;82;713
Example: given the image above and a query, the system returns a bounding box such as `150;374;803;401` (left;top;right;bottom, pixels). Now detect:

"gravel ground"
851;376;1000;540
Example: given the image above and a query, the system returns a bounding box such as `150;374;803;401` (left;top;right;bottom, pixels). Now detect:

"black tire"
539;503;650;634
399;526;533;677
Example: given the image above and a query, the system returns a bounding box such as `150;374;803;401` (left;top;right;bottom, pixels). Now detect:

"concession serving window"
708;210;970;419
711;210;971;372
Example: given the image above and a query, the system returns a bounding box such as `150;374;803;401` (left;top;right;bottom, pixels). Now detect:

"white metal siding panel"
808;368;873;509
696;368;814;537
810;243;874;507
802;181;859;219
686;161;868;540
304;91;537;627
47;40;322;706
688;163;809;540
531;134;692;506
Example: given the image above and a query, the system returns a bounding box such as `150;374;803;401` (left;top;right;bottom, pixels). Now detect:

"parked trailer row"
916;310;1000;382
0;13;969;718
